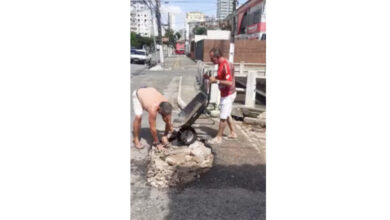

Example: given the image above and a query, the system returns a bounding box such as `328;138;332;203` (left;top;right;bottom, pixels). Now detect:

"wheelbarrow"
168;77;212;145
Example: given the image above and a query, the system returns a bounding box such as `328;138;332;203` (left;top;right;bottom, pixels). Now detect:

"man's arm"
164;123;173;136
148;111;160;144
163;115;173;136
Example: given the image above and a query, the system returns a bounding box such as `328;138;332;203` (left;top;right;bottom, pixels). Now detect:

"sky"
159;0;247;31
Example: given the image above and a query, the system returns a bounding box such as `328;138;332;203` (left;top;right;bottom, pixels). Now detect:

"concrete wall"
202;40;231;62
234;40;266;63
194;35;207;43
206;30;231;40
199;39;266;64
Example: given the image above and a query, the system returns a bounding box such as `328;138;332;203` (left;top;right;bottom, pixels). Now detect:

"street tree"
164;28;176;47
192;25;207;35
131;32;154;50
175;32;181;40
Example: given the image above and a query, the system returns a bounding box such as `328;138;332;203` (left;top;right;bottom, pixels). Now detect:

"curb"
177;76;187;110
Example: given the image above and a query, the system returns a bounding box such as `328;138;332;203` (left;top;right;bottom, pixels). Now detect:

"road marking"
173;58;180;69
163;76;180;108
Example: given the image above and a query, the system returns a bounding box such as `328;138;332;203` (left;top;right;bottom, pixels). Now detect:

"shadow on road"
131;124;266;220
164;163;266;220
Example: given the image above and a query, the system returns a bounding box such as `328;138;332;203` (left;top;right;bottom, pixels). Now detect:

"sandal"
207;137;222;144
228;133;238;139
133;142;146;149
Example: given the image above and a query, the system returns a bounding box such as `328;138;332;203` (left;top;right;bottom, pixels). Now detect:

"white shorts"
219;92;236;120
132;90;143;116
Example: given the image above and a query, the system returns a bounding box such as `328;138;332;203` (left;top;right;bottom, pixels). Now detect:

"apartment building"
217;0;234;20
186;11;205;22
168;13;176;31
130;1;153;37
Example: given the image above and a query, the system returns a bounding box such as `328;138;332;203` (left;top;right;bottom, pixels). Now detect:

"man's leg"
227;116;237;138
133;115;143;148
132;90;144;149
216;118;227;138
225;92;237;138
208;118;226;144
209;96;228;144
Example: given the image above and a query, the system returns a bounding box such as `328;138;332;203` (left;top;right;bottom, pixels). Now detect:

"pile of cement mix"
146;141;214;188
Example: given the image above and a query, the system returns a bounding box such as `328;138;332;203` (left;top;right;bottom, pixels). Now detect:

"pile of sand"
146;141;214;188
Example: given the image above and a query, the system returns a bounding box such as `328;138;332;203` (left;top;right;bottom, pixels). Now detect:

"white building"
130;1;154;37
186;11;205;23
217;0;234;20
168;14;176;31
185;12;205;53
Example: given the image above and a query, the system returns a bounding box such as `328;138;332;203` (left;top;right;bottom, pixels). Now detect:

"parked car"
131;49;151;64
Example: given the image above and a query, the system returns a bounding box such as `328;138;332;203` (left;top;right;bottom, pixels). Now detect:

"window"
239;12;248;34
251;9;261;25
134;51;146;55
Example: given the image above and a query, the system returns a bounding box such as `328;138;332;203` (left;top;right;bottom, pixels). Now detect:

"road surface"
131;63;148;77
131;55;265;220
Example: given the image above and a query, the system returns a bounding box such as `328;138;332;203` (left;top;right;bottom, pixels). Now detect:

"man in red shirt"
204;48;238;144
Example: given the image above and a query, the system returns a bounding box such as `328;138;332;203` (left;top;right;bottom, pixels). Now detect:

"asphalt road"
131;63;148;77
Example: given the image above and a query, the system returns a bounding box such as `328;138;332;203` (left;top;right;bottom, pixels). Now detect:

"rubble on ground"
146;141;214;188
243;111;266;128
257;112;266;127
231;107;244;119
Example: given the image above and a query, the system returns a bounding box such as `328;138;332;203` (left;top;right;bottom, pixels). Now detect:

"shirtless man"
132;87;174;150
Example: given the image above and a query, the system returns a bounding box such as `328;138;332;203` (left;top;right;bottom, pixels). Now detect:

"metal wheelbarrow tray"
169;91;210;145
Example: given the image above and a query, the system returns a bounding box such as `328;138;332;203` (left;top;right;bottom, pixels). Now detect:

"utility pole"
229;0;237;63
155;0;163;43
155;0;164;63
142;0;158;64
168;12;171;30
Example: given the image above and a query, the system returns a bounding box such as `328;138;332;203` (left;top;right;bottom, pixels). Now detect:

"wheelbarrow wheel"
178;127;197;145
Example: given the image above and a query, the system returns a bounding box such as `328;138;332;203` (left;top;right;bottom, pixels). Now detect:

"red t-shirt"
217;58;236;97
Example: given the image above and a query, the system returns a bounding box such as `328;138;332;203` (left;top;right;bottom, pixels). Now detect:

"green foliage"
192;25;207;35
131;32;154;50
131;32;140;48
175;32;181;40
164;28;176;47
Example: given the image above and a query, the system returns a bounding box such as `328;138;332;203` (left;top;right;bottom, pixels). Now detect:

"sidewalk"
175;56;266;219
175;55;266;179
175;56;266;164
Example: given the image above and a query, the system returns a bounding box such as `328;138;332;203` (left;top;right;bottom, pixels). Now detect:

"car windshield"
133;51;146;55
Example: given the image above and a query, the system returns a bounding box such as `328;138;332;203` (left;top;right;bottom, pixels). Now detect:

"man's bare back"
137;87;168;113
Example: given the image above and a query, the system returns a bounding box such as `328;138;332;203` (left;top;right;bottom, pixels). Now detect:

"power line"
163;1;215;4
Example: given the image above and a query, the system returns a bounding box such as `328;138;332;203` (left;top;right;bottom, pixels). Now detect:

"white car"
131;49;151;64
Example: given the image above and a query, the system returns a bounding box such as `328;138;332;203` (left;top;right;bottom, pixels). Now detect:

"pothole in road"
146;141;214;188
